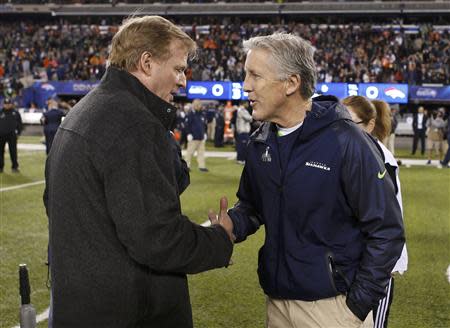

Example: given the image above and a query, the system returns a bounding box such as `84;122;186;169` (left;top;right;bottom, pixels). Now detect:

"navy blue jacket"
228;96;404;321
185;110;206;140
43;109;65;133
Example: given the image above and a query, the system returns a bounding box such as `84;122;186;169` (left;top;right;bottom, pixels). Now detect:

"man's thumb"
220;196;228;216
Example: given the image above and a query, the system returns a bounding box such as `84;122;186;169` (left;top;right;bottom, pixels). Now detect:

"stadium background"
1;1;449;327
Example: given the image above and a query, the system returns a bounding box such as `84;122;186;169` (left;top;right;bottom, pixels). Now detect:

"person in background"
440;109;450;168
41;97;66;154
387;104;399;155
411;106;427;155
342;96;408;328
235;101;252;164
185;98;208;172
0;97;22;173
426;109;446;165
44;16;233;327
225;33;404;328
214;105;225;147
206;104;216;141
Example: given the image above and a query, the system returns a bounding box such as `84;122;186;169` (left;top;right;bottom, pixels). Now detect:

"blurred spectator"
387;104;399;155
0;19;449;90
426;109;446;164
235;101;252;164
184;99;208;172
0;98;22;173
41;97;66;154
440;115;450;168
175;104;189;149
214;105;225;147
412;106;428;155
206;104;216;141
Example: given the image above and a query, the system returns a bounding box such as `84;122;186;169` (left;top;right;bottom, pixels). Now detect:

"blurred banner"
315;83;348;99
186;81;408;103
355;83;409;104
21;80;450;108
186;81;248;100
409;85;450;102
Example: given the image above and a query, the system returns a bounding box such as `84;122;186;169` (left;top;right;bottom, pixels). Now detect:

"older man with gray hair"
220;33;405;327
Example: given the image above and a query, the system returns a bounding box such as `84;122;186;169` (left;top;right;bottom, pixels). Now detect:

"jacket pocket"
326;252;351;294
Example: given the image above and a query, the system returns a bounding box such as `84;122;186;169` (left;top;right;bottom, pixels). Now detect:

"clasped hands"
208;196;236;243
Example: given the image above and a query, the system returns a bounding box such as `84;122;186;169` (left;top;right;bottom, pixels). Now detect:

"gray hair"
243;33;317;99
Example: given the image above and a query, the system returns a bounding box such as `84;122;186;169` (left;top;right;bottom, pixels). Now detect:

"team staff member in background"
411;106;427;155
425;109;446;165
41;97;66;154
214;105;225;147
343;96;408;328
235;101;253;164
44;16;234;328
184;98;209;172
223;33;404;328
0;97;22;173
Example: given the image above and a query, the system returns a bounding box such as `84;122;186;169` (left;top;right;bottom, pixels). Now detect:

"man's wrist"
345;295;369;322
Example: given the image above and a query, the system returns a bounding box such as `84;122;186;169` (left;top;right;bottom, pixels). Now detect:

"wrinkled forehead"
244;48;278;74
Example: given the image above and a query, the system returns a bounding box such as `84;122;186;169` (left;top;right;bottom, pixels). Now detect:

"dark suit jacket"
412;113;428;132
44;67;232;327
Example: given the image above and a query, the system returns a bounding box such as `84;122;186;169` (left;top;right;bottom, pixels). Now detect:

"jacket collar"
102;66;177;130
253;95;350;143
253;122;276;143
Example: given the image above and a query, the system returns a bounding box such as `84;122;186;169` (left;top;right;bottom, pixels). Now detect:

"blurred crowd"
1;19;449;99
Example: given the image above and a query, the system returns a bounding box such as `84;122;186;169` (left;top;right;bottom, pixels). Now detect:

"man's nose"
243;76;251;93
178;73;187;89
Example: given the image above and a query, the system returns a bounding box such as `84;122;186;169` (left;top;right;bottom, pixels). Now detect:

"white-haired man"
221;33;405;327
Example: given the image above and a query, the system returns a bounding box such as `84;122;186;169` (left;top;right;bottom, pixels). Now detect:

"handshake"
208;196;236;243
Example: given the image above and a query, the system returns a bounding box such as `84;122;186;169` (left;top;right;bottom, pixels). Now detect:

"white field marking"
0;180;45;192
201;220;212;227
446;265;450;283
12;307;49;328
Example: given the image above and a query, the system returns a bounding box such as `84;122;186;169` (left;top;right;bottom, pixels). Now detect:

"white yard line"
446;265;450;283
0;180;45;192
201;220;212;227
12;307;49;328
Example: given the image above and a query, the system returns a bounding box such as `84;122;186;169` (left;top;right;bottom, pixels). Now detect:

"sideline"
0;180;45;192
16;143;446;167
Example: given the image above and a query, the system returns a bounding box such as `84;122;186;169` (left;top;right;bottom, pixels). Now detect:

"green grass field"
0;149;449;328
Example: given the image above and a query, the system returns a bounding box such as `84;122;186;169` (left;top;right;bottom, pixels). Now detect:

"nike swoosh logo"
378;169;387;179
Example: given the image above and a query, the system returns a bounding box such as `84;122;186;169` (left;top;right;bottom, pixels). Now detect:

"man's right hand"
187;134;193;142
208;196;235;243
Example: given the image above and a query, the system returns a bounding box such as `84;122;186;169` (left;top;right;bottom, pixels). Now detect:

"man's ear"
139;51;153;75
285;74;301;96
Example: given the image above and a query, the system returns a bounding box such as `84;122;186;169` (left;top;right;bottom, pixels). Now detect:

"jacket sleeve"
341;131;405;321
103;124;232;274
228;164;263;242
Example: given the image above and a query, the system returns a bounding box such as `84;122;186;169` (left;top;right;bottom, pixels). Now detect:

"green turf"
0;151;49;328
1;152;449;328
17;136;45;145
